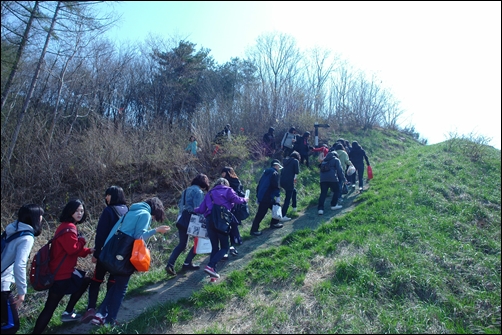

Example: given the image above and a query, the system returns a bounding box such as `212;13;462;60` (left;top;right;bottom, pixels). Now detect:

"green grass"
18;136;501;334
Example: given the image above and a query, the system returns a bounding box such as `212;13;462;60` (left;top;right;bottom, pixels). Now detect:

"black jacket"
280;156;300;191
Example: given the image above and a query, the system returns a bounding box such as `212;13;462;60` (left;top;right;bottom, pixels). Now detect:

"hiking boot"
280;216;291;222
318;210;324;215
61;311;81;322
166;264;176;276
90;313;106;326
204;265;220;278
331;205;343;210
80;308;96;323
229;246;238;256
182;263;200;271
271;222;284;228
250;231;262;236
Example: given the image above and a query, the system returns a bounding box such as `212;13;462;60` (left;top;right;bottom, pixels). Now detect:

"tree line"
1;1;409;220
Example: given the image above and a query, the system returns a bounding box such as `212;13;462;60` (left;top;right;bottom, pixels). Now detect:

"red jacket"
50;222;91;280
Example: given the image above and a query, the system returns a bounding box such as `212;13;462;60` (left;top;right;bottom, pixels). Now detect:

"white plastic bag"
187;214;208;238
347;165;356;176
272;204;282;220
193;237;212;254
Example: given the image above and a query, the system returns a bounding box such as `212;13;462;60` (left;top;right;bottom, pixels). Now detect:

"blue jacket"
256;167;281;203
178;185;205;217
194;185;247;218
104;202;157;245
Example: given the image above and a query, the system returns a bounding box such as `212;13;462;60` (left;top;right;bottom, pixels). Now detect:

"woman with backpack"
221;167;246;258
317;152;346;215
2;204;43;334
32;199;94;333
80;186;129;323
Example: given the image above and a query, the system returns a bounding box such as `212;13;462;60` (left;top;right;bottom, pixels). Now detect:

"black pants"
250;200;280;233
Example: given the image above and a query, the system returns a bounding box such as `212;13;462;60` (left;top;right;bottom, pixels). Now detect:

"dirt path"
58;187;361;334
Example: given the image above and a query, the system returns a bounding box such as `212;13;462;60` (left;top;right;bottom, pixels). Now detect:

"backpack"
320;160;331;172
29;227;76;291
1;227;34;273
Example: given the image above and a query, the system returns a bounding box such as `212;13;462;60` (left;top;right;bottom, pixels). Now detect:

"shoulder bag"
209;192;232;235
176;190;191;230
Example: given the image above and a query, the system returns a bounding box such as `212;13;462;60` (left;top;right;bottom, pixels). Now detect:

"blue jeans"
167;227;195;266
281;189;297;216
317;181;340;210
207;217;230;270
97;274;130;324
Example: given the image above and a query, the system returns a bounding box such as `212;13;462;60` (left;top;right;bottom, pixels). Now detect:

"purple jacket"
194;185;247;218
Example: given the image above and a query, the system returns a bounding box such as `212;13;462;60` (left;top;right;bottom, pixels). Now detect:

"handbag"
209;192;232;235
130;237;151;272
231;202;249;221
193;237;212;254
98;215;136;276
176;190;191;230
271;204;282;220
367;165;373;180
187;213;208;238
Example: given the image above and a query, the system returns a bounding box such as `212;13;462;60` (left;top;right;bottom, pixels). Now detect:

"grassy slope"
20;130;502;334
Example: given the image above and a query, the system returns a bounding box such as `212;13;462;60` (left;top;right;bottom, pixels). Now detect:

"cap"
303;131;310;137
269;127;275;132
271;159;283;169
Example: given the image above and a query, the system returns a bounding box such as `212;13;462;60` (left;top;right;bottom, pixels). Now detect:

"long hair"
105;185;127;206
221;166;238;179
17;204;43;236
59;199;87;224
144;197;165;222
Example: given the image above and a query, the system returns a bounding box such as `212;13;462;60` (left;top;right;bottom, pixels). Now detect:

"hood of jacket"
324;151;338;161
5;221;35;238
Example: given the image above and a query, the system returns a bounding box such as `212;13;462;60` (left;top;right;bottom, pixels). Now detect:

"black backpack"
320;158;333;172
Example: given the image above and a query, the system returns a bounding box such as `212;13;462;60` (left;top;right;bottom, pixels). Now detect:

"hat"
303;131;310;137
269;127;275;132
271;159;283;169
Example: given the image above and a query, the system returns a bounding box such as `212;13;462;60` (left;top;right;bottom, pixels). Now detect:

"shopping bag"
130;238;151;272
271;204;282;220
193;237;212;254
367;165;373;180
187;214;208;238
347;165;356;176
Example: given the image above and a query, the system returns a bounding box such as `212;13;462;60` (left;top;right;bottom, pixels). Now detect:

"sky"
102;1;501;149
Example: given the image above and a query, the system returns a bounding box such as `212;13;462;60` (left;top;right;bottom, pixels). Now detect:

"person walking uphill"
250;159;284;236
348;141;371;192
32;199;94;334
90;197;170;327
2;204;43;334
280;127;297;158
193;178;248;279
262;127;276;157
317;152;346;215
280;151;300;221
166;174;210;276
294;131;313;167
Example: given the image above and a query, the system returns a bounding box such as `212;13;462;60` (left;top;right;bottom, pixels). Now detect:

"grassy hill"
17;130;501;334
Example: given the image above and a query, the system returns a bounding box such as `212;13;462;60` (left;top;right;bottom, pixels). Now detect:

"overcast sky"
103;1;501;149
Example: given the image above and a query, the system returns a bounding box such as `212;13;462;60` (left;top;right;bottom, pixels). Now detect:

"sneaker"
318;210;324;215
271;222;284;228
250;231;262;236
359;187;363;192
280;216;291;222
182;263;200;271
90;313;106;326
204;265;220;278
331;205;343;210
80;308;96;323
352;184;356;188
229;246;238;256
292;207;297;212
166;264;176;276
222;254;229;261
61;311;81;322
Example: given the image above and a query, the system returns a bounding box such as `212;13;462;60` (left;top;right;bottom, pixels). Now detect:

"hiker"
193;178;248;279
184;135;198;156
249;159;284;236
312;143;330;163
294;131;313;167
2;204;43;335
90;197;170;326
166;174;210;276
333;143;353;204
221;167;245;258
317;151;346;215
262;127;276;157
280;127;297;158
280;151;300;222
80;186;129;323
348;141;371;192
32;199;94;334
213;124;232;155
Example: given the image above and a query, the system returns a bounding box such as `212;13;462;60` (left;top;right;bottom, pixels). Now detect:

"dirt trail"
58;187;362;334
